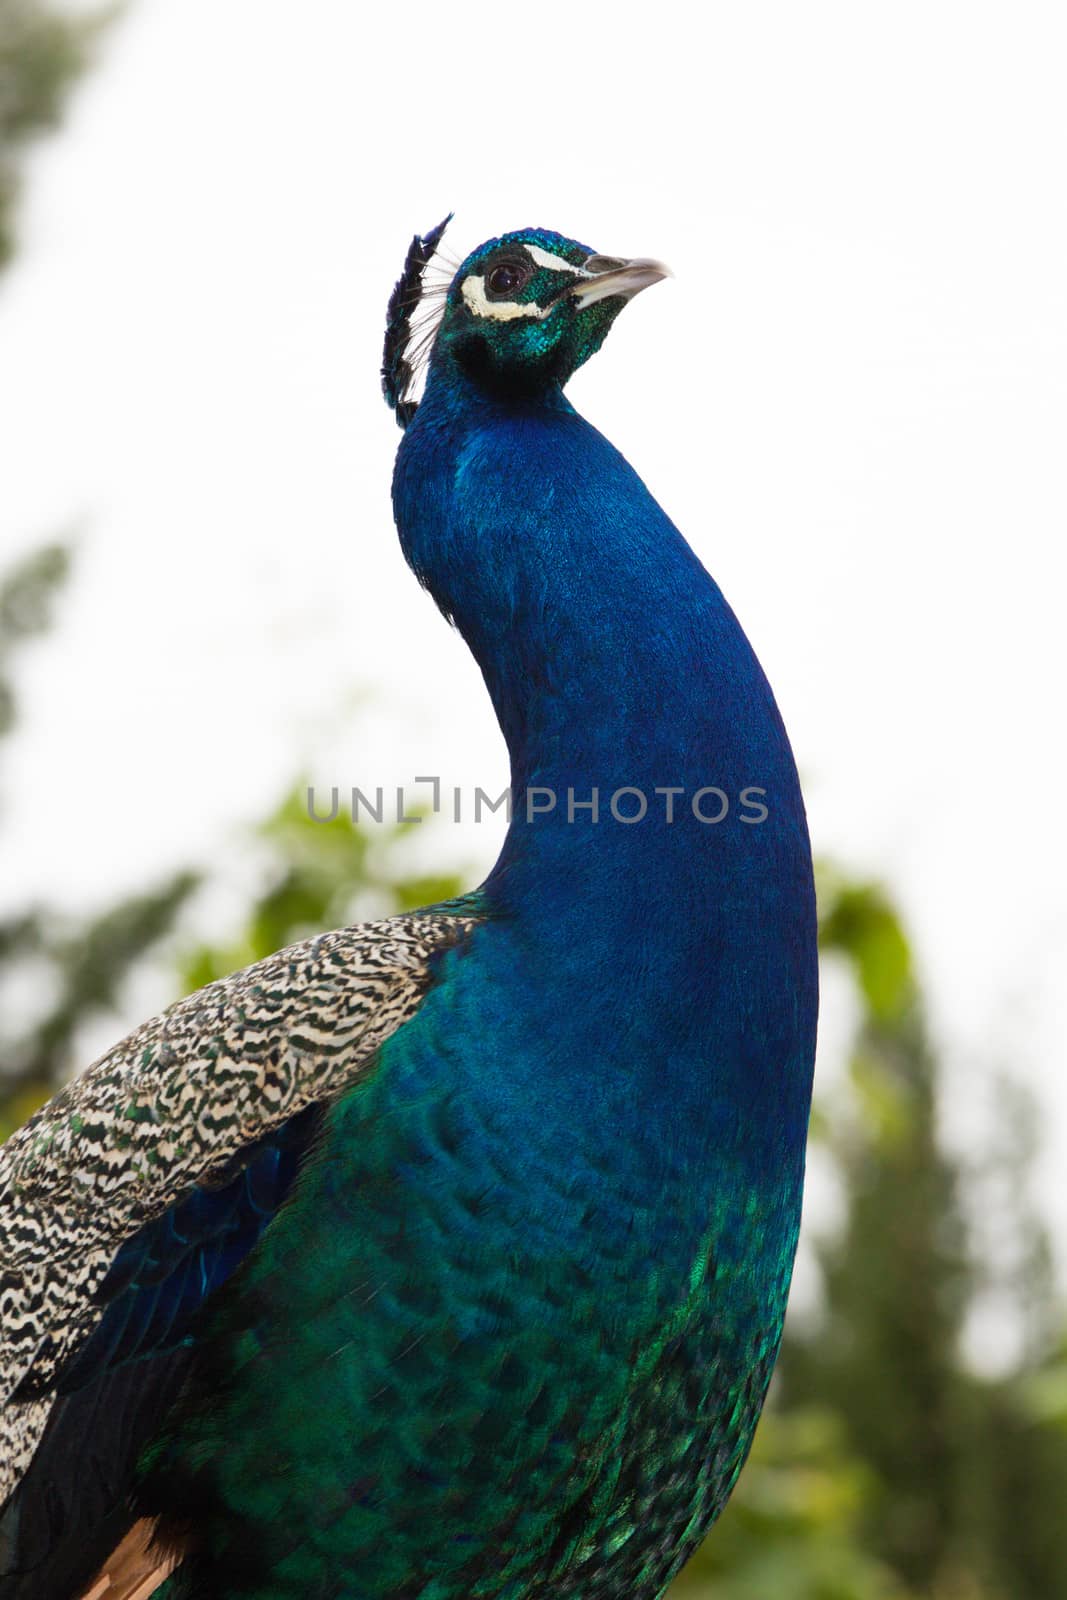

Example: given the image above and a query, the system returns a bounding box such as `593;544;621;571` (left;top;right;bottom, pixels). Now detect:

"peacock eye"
486;261;528;297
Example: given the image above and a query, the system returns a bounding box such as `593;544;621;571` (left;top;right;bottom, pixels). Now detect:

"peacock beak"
570;256;671;309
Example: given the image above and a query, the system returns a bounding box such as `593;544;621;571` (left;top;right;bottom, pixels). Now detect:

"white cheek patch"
461;275;552;321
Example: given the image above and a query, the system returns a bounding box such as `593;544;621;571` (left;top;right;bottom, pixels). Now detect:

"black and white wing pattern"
0;904;482;1511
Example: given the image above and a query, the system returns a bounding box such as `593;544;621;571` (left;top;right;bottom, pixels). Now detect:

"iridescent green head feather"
435;227;669;398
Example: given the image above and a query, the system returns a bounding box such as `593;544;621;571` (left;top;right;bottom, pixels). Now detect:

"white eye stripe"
522;243;590;276
461;275;553;321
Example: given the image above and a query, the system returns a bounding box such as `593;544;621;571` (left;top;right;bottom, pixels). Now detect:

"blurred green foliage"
0;544;200;1137
0;0;113;272
0;540;69;736
1;2;191;1138
178;784;464;994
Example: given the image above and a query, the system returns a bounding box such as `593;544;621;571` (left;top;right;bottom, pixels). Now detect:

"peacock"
0;219;818;1599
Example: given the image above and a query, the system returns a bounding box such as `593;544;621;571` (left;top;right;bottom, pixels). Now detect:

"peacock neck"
392;367;817;1157
397;370;801;875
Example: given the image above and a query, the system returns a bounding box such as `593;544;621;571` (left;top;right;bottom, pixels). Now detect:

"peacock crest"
381;214;454;428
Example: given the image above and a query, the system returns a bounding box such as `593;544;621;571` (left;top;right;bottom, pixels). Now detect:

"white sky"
1;2;1065;1295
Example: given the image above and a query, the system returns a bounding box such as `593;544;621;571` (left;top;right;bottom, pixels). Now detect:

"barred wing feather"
0;905;481;1508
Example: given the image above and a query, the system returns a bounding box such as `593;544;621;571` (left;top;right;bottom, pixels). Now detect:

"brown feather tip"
80;1517;182;1600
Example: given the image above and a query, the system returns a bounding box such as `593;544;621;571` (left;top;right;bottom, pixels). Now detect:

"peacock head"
383;222;669;422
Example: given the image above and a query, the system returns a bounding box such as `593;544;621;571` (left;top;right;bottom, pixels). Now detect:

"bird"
0;219;818;1600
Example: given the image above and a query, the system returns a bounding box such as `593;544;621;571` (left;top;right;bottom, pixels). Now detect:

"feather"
79;1518;180;1600
381;214;452;427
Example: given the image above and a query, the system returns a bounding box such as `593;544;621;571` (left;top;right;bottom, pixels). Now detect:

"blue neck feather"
393;356;817;1179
